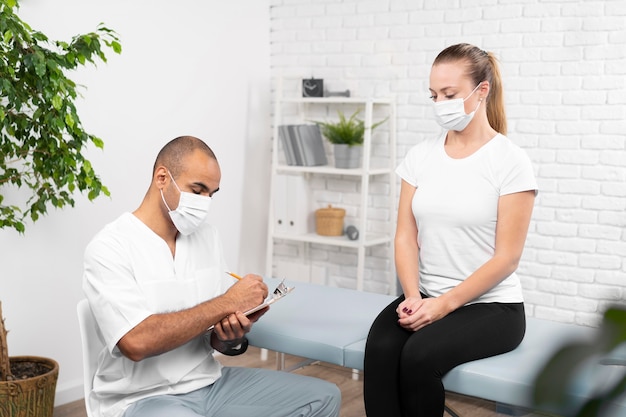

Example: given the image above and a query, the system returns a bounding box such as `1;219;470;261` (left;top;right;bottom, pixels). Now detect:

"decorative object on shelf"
325;89;351;98
278;124;327;166
315;205;345;236
302;78;323;98
311;109;387;169
345;225;359;241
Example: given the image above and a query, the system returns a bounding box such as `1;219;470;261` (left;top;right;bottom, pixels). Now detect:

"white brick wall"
269;0;626;326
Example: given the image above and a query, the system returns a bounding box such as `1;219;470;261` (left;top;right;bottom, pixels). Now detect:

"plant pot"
0;356;59;417
333;144;362;169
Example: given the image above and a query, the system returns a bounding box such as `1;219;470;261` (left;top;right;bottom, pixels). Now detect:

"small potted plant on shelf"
0;0;120;415
311;109;387;169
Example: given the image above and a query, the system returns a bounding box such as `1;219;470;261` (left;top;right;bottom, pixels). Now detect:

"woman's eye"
429;95;436;101
445;94;455;99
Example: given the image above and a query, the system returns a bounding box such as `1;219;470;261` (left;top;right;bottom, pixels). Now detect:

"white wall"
269;0;626;324
0;0;270;405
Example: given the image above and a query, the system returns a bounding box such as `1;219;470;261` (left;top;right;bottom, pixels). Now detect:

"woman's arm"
439;189;536;310
395;180;420;299
399;189;535;331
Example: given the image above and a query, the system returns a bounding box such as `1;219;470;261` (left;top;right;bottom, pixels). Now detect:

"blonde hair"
433;43;507;135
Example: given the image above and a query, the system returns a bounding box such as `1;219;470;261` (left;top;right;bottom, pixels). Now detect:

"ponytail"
433;44;507;135
485;52;506;135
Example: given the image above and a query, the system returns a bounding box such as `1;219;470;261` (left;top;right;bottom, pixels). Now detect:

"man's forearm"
117;295;234;361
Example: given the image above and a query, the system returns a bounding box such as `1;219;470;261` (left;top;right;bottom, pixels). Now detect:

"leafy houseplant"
1;0;121;233
533;305;626;417
0;0;120;415
311;109;387;169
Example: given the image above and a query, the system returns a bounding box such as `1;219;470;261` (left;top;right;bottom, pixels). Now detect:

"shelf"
272;232;392;248
280;97;394;105
275;164;392;176
267;84;397;293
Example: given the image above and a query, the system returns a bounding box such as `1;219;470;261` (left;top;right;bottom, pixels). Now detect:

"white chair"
77;299;104;417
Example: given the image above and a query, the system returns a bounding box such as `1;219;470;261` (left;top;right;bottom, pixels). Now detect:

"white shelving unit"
265;93;397;294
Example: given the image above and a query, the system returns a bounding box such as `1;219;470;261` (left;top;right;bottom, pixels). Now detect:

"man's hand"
210;306;269;354
223;274;268;313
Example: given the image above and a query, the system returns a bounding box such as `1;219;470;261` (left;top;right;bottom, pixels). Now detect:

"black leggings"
363;295;525;417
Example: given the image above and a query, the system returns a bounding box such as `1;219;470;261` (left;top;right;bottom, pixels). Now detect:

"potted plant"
533;305;626;416
311;109;387;169
0;0;120;415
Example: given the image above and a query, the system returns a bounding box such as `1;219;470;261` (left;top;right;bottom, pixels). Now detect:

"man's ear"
154;166;168;189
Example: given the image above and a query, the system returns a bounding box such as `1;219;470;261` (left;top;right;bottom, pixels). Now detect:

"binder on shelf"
278;125;297;166
274;174;311;235
289;125;305;166
273;174;288;233
278;124;327;167
297;124;328;166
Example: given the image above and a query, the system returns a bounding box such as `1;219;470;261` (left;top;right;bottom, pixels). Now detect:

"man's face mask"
160;170;212;235
432;83;482;131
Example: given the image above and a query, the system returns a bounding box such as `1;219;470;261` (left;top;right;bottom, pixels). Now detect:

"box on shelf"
315;205;345;236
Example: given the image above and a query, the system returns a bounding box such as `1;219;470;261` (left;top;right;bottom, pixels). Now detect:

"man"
83;136;341;417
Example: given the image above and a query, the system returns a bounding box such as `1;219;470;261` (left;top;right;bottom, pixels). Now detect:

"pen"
226;271;243;280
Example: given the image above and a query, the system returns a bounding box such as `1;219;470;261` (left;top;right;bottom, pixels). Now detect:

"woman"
364;43;537;416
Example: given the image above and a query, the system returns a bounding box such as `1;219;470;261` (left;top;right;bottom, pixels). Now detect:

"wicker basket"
315;205;345;236
0;356;59;417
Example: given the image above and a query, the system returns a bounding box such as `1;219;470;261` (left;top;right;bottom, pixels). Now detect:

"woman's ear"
478;81;490;100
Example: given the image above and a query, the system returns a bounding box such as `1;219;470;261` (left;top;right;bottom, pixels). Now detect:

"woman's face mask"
160;170;212;235
432;83;482;131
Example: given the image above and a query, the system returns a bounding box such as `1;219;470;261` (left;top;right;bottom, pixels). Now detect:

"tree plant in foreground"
0;0;121;234
0;0;120;385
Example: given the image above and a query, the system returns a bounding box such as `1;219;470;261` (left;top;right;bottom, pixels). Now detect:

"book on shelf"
278;124;328;167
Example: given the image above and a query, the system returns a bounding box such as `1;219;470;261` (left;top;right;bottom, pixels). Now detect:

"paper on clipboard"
207;279;295;331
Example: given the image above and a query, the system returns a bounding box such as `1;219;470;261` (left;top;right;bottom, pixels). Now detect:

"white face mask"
433;83;482;131
160;171;212;235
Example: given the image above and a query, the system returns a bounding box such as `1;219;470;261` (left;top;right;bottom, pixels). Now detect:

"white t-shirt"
396;133;538;304
83;213;233;417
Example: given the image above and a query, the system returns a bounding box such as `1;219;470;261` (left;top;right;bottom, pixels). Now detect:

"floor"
53;346;537;417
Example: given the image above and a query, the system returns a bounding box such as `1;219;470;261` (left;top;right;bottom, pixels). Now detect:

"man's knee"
313;381;341;417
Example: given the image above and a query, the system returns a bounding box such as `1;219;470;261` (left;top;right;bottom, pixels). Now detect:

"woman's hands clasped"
396;295;451;332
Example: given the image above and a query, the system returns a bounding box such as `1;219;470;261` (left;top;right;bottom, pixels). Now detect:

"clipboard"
207;279;294;331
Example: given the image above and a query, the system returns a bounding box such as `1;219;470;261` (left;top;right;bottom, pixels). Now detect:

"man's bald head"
153;136;217;178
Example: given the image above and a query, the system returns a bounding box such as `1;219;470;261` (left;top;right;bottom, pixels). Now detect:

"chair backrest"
77;299;104;417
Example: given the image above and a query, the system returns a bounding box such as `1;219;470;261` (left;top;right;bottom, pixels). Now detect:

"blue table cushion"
247;278;626;415
247;277;394;367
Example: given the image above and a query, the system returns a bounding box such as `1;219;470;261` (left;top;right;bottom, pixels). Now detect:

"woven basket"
315;205;345;236
0;356;59;417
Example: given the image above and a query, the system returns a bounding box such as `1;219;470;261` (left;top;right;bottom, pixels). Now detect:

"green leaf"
52;95;63;110
110;40;122;54
3;30;13;43
65;112;75;128
91;136;104;149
